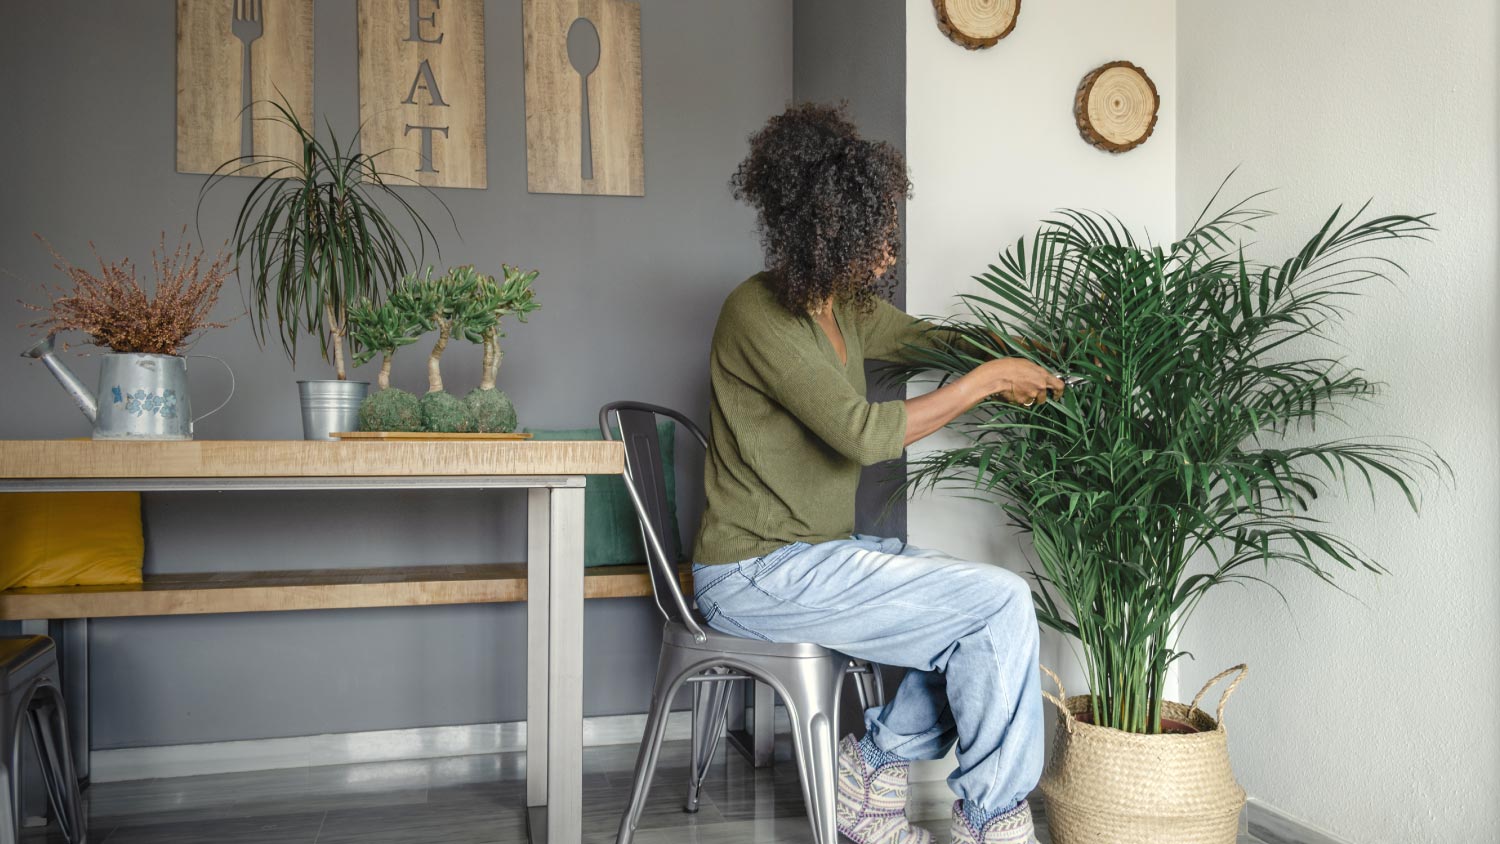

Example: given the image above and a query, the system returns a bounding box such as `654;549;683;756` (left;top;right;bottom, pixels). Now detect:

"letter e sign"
357;0;487;189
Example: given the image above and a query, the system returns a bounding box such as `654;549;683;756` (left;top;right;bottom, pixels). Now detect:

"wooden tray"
331;431;534;441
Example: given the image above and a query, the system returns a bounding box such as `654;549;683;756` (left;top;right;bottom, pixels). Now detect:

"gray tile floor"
45;740;1270;843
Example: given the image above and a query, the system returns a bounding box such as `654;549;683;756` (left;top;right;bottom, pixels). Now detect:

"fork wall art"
176;0;314;176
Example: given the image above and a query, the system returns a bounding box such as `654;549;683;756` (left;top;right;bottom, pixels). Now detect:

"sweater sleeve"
859;297;947;362
726;318;907;467
860;298;1000;364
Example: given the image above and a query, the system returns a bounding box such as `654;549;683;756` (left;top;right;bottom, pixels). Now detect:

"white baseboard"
92;711;696;783
1245;798;1355;844
92;706;806;784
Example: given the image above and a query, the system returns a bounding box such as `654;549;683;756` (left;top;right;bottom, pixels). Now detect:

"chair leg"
685;671;734;813
783;657;843;844
0;710;20;844
617;648;693;844
25;707;65;840
750;680;775;766
29;690;84;843
848;660;886;711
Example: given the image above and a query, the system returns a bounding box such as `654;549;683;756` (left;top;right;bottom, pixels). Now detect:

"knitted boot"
835;735;932;844
949;798;1038;844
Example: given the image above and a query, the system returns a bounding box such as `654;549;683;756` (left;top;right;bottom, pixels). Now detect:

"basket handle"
1189;664;1249;727
1039;665;1075;733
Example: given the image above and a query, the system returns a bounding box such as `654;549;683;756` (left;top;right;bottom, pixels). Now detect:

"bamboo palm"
895;183;1447;734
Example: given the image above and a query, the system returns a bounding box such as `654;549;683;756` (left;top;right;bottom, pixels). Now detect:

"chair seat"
662;619;839;660
0;636;54;674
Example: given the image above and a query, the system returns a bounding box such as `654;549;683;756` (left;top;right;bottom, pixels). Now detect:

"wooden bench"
0;563;692;620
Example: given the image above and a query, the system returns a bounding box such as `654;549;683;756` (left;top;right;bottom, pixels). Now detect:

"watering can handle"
1189;664;1249;727
187;355;236;426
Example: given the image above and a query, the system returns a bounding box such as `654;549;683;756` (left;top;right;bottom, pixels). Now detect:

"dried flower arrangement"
26;230;231;356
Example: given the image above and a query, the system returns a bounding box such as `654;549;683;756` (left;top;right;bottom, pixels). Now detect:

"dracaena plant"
200;99;451;380
896;184;1447;735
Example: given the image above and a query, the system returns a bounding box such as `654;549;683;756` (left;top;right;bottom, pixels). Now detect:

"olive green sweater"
692;274;938;565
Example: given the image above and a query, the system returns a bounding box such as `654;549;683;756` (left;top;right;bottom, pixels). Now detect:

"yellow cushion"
0;493;144;590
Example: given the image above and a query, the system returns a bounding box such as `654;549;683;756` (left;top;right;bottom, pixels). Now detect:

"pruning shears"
1059;373;1088;389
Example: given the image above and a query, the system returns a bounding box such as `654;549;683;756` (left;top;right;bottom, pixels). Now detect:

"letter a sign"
358;0;487;189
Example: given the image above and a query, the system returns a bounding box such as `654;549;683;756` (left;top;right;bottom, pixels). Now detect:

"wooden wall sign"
1075;61;1160;153
932;0;1020;50
524;0;644;197
176;0;314;177
358;0;487;189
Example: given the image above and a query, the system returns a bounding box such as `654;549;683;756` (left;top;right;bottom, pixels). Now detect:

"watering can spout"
23;335;98;422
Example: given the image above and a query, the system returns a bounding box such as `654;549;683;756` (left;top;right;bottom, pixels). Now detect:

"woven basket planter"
1038;665;1248;844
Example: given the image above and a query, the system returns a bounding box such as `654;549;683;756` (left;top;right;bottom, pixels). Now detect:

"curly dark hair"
731;102;911;314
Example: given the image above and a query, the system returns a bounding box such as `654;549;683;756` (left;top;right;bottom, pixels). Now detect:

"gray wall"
793;0;909;538
0;0;793;748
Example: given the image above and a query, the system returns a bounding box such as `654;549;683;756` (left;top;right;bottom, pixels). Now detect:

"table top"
0;439;623;480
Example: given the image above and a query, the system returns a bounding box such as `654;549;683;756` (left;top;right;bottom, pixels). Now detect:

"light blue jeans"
692;535;1044;815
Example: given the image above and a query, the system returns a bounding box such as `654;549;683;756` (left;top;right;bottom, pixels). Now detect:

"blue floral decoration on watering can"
112;386;179;419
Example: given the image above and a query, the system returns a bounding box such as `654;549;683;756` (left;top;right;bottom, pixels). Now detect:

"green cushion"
525;423;681;567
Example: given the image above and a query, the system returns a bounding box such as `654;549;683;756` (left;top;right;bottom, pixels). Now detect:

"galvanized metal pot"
298;380;368;440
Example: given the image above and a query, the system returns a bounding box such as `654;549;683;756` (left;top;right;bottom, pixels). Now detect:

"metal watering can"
22;336;234;440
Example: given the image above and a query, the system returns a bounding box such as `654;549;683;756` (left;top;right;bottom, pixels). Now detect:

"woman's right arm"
903;358;1064;446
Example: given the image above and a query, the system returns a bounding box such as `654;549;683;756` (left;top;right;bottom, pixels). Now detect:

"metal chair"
601;401;884;844
0;636;86;844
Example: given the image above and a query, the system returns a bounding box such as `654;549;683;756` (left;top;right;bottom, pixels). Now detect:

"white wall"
902;0;1177;694
1176;2;1500;842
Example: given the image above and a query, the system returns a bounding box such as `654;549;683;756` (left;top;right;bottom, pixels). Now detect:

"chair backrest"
599;401;709;639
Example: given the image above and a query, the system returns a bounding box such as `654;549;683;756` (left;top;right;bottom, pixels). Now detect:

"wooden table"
0;439;623;844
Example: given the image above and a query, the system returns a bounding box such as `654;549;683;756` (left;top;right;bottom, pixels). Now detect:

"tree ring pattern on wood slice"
1074;61;1160;153
932;0;1020;50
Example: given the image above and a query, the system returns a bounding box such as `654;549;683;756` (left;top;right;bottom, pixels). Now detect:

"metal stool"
602;402;884;844
0;636;86;844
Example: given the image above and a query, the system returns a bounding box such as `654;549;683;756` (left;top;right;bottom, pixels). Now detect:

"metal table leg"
527;483;586;844
526;488;550;815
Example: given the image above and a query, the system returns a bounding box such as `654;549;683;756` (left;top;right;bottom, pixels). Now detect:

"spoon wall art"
524;0;644;196
567;17;601;181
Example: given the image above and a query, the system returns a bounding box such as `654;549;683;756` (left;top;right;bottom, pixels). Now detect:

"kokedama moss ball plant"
348;265;541;433
463;265;540;433
348;296;425;432
896;183;1448;735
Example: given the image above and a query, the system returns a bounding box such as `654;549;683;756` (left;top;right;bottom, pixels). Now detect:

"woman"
692;103;1063;844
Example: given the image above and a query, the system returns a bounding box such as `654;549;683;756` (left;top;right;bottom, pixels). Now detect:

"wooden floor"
42;740;1275;843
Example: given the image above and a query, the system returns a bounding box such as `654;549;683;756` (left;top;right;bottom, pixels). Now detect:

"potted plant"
22;231;234;440
200;100;449;439
899;189;1446;843
464;265;540;433
348;294;425;432
349;265;542;435
394;265;484;433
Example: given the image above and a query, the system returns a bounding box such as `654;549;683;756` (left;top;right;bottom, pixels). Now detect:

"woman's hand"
903;357;1065;446
969;358;1066;407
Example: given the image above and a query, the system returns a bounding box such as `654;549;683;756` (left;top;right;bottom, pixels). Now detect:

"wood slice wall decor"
176;0;314;177
1075;61;1160;153
524;0;645;196
932;0;1020;50
358;0;487;189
